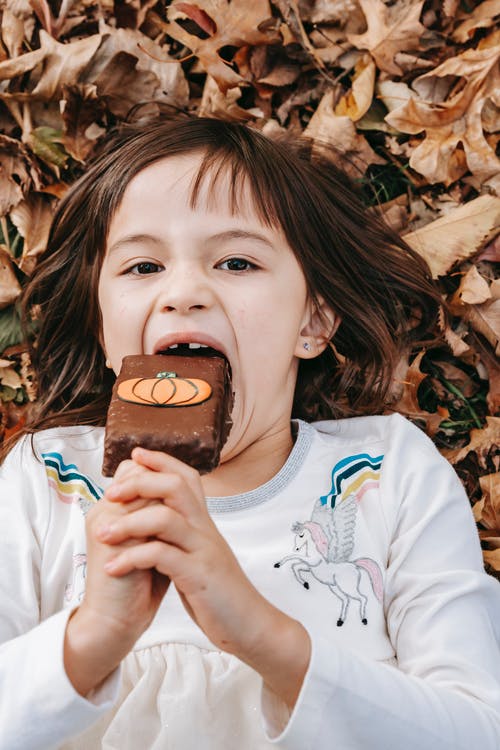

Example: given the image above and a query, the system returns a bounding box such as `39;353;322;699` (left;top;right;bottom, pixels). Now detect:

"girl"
0;117;499;750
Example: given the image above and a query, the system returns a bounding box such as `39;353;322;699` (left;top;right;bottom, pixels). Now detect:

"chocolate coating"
102;354;233;477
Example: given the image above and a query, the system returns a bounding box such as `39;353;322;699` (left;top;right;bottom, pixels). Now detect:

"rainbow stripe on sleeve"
42;452;103;506
319;453;383;509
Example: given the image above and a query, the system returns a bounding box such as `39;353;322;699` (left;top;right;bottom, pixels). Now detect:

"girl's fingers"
105;469;205;519
131;448;203;494
113;458;146;483
105;539;184;578
97;504;192;550
86;496;153;536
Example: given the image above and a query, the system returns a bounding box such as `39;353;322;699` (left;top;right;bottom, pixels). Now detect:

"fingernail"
104;559;118;572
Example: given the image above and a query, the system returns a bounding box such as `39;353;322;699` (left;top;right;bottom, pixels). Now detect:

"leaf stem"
0;217;10;252
441;379;482;429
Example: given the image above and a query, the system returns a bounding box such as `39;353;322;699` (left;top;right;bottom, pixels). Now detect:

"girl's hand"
83;462;170;637
101;448;269;655
64;459;170;696
102;448;311;708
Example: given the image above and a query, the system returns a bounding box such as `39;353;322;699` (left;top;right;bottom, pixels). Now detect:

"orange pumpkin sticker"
117;371;212;407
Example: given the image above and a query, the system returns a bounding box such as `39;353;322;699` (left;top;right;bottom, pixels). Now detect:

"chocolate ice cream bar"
102;353;233;477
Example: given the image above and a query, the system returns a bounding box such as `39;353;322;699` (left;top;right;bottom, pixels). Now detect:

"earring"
105;359;112;369
303;342;312;352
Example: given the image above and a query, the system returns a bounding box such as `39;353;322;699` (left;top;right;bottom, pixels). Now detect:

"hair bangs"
188;146;282;231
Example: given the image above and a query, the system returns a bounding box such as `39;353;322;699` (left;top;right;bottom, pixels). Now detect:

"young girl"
0;117;499;750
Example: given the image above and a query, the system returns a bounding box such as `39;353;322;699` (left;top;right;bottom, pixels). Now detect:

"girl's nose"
156;266;214;314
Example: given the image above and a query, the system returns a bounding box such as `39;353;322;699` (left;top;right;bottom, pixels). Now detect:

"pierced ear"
297;299;340;359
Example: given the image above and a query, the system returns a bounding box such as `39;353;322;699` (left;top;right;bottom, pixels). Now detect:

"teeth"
164;342;210;351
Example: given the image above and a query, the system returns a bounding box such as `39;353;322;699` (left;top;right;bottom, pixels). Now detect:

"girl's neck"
201;422;295;498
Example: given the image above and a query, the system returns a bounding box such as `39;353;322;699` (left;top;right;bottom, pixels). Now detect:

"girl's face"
98;154;331;461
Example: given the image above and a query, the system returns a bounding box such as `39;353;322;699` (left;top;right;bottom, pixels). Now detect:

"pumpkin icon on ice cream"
117;371;212;407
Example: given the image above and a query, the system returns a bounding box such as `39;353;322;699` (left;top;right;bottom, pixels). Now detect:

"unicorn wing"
327;494;358;562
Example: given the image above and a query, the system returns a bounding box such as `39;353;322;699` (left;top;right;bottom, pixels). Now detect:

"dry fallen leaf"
442;417;500;464
385;39;500;185
477;234;500;263
444;329;471;357
271;0;326;69
304;89;385;178
466;299;500;357
403;194;500;278
483;547;500;572
388;351;448;437
370;194;409;233
0;30;102;101
348;0;426;76
475;472;500;532
377;79;413;114
199;76;256;120
233;43;301;92
61;84;106;163
0;248;22;310
298;0;364;28
0;398;30;442
452;265;492;306
468;332;500;416
165;0;280;92
9;193;56;276
452;0;500;43
1;7;26;58
85;27;189;111
0;358;22;389
0;135;41;216
335;54;376;121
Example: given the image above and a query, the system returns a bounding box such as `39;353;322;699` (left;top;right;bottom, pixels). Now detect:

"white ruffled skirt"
62;643;278;750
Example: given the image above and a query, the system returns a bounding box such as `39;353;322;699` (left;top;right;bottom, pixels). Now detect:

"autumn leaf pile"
0;0;498;573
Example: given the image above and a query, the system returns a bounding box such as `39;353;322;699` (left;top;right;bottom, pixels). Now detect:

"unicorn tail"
355;557;384;602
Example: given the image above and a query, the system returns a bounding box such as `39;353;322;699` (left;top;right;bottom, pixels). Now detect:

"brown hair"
2;116;440;458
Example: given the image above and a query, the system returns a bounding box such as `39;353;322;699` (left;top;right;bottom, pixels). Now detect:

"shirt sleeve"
0;439;120;750
260;416;500;749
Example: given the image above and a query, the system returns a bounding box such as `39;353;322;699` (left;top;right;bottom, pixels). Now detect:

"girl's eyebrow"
107;234;164;255
206;229;277;250
108;230;277;255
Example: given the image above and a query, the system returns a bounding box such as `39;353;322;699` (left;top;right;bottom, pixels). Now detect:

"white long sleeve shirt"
0;414;499;749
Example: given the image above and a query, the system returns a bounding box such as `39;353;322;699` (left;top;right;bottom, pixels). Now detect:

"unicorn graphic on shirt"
274;453;384;626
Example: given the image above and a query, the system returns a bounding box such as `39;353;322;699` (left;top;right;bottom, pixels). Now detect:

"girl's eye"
129;262;162;275
218;258;256;272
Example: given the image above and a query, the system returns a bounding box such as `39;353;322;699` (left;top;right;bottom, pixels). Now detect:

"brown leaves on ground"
304;88;385;178
388;351;449;438
403;194;500;278
9;193;56;276
348;0;426;76
0;22;188;174
385;36;500;187
165;0;280;92
0;249;22;309
0;0;499;567
444;418;500;574
0;136;41;215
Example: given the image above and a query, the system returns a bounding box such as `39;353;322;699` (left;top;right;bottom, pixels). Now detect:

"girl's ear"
296;298;340;359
